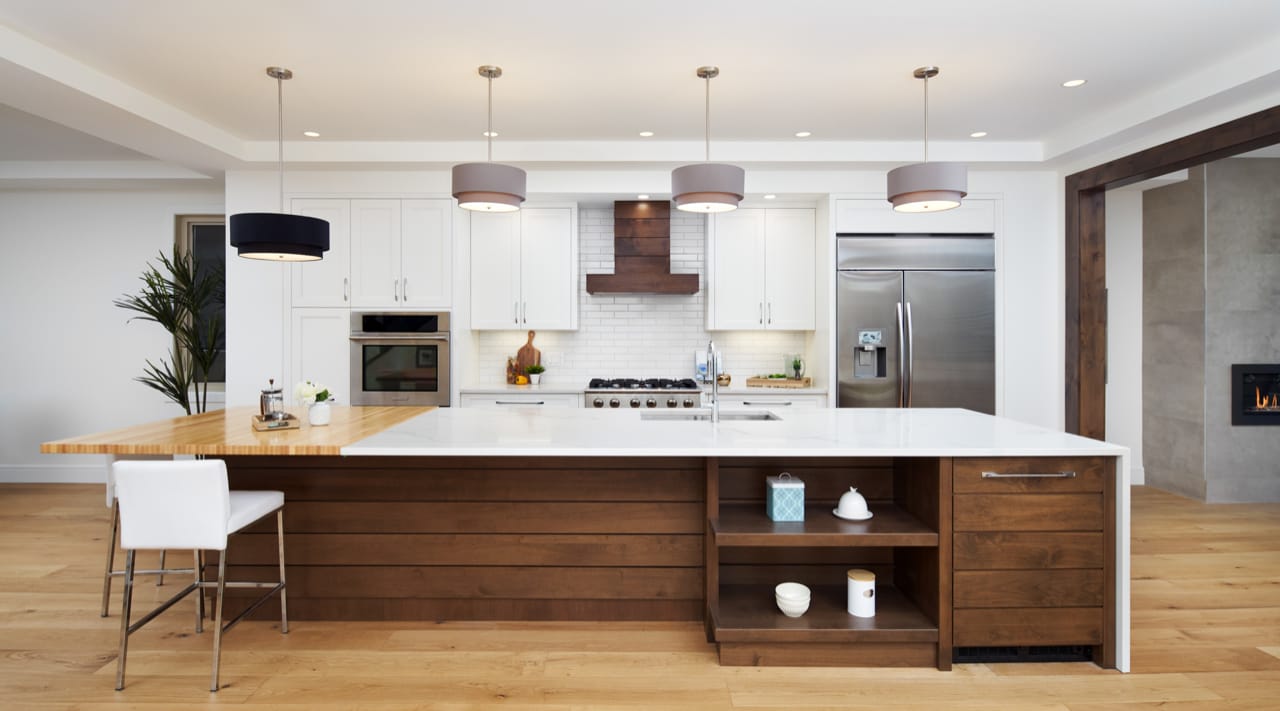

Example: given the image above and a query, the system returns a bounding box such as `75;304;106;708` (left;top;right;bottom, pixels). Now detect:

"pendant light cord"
922;73;929;164
276;73;285;212
704;74;711;162
487;74;494;163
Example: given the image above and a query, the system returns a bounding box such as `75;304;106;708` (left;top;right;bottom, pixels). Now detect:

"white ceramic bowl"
775;582;811;601
776;596;810;617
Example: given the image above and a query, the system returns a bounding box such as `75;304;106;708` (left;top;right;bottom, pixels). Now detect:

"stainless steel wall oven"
349;312;450;406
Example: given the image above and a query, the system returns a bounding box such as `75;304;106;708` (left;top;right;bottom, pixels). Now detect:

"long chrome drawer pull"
743;401;791;406
981;471;1077;479
495;400;543;405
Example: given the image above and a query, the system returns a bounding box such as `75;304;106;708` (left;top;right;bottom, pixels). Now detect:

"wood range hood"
585;201;699;294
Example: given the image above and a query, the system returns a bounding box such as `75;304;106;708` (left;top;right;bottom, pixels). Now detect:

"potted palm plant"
114;249;223;414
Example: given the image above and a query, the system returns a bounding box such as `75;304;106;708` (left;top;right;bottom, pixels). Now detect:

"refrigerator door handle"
896;302;905;407
905;301;915;407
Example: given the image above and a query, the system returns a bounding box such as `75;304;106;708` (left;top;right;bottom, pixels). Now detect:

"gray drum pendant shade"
453;66;526;212
230;67;330;261
673;66;744;213
886;66;967;213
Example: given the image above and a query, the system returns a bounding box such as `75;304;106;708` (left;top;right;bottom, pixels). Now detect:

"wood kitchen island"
43;405;1130;672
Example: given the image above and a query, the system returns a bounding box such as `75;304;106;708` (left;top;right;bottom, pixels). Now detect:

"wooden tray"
746;376;813;389
251;413;301;431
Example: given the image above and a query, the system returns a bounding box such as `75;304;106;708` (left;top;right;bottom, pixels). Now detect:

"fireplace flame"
1257;386;1280;411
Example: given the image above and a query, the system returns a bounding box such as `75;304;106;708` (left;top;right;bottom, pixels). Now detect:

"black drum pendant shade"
230;212;330;261
229;66;330;261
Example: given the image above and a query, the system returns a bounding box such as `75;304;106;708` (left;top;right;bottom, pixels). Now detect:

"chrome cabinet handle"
895;302;905;407
393;279;399;302
744;401;790;406
522;301;527;324
759;303;763;324
905;301;914;407
495;400;543;406
768;302;772;324
343;277;349;302
981;471;1078;479
403;278;408;300
514;302;519;324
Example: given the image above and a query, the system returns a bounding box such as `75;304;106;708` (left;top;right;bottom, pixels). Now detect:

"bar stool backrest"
113;459;232;551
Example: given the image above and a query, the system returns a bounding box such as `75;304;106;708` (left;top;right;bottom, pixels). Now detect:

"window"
176;215;226;384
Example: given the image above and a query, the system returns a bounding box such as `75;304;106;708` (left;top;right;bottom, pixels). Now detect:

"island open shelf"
713;503;938;547
715;584;938;643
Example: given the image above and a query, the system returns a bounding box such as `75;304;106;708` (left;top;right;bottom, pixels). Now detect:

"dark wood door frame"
1064;104;1280;437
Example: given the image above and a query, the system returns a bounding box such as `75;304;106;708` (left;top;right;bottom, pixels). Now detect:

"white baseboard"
0;463;105;484
1130;465;1145;486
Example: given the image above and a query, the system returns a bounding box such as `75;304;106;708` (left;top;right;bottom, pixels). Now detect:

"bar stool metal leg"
193;550;204;632
101;502;119;617
210;552;227;692
114;550;136;691
277;510;289;634
157;550;167;587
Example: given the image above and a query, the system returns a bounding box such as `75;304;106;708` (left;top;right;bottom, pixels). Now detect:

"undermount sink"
641;409;781;422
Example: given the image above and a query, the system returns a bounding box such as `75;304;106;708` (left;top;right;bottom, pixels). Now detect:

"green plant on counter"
114;248;223;415
525;364;546;375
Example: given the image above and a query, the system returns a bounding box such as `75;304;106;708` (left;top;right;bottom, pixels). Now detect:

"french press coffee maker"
259;379;285;421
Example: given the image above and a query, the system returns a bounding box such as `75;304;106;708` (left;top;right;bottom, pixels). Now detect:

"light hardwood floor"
1;484;1276;709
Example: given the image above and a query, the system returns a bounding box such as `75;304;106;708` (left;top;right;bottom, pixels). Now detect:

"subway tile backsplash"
475;207;808;385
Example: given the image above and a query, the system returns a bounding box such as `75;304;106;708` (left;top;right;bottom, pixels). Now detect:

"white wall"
1;185;224;482
1105;189;1146;484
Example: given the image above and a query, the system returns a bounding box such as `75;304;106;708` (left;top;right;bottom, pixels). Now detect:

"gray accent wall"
1142;159;1280;503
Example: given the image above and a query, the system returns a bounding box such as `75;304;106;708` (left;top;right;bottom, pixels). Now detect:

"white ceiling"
1;0;1279;179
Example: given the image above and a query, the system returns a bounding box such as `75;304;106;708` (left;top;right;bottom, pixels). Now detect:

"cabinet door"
763;209;815;330
289;308;350;405
708;209;766;330
469;212;522;329
400;199;452;309
291;199;350;307
520;207;576;330
350;199;402;308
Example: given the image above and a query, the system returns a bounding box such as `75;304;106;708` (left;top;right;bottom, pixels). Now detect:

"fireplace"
1232;364;1280;426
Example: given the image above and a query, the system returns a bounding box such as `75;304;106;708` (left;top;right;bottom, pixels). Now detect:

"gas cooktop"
586;377;701;392
584;378;704;409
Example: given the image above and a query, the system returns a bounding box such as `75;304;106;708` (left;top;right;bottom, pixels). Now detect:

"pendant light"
229;67;330;261
452;65;526;212
672;66;744;213
886;66;967;213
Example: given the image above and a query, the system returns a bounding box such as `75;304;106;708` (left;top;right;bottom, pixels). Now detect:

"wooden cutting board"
515;330;541;375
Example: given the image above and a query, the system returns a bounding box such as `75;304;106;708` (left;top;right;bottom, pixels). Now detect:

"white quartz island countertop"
342;407;1130;459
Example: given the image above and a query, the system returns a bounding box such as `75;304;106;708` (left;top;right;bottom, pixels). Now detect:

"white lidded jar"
847;568;875;618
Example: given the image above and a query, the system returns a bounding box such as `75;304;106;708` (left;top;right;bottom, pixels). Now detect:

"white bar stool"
101;454;195;617
112;459;288;692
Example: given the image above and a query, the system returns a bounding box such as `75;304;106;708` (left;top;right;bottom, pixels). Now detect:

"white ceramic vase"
308;401;331;426
530;373;542;385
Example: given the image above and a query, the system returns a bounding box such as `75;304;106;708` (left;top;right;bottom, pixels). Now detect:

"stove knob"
646;398;657;408
630;398;641;408
683;398;696;408
609;398;621;408
592;398;604;408
667;398;678;408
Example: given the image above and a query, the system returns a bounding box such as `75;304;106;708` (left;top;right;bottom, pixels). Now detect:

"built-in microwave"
349;312;450;407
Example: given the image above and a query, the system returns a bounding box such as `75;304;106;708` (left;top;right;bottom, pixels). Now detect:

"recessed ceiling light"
1062;79;1087;88
302;130;320;138
763;194;777;200
637;194;651;200
482;130;499;137
794;131;812;138
969;131;988;138
639;131;654;137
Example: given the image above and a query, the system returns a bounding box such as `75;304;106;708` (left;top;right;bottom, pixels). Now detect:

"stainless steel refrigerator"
836;235;995;413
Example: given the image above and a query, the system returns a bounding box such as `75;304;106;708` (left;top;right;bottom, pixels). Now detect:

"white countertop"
343;407;1129;458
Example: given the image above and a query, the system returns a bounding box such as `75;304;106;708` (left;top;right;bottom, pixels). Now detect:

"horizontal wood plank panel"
953;457;1106;493
954;531;1105;569
954;607;1103;646
223;565;702;600
953;494;1103;531
954;569;1104;608
615;236;671;257
222;597;704;621
40;405;428;455
614;201;671;219
265;501;703;534
231;533;703;566
227;465;703;502
718;642;938;667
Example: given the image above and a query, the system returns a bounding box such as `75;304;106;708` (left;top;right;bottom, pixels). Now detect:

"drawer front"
954;608;1103;647
954;569;1104;608
954;532;1105;570
954;493;1103;531
954;457;1108;493
718;395;825;408
458;393;580;408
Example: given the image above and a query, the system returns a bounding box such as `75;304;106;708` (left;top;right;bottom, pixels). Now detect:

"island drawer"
954;608;1103;647
953;493;1103;531
953;569;1104;608
954;532;1105;569
953;457;1106;493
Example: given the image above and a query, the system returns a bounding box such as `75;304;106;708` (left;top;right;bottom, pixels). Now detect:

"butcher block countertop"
40;405;430;456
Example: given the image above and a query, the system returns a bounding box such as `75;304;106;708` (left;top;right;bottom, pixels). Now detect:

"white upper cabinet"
470;206;577;330
835;198;995;234
291;199;351;307
707;208;815;331
351;198;452;309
